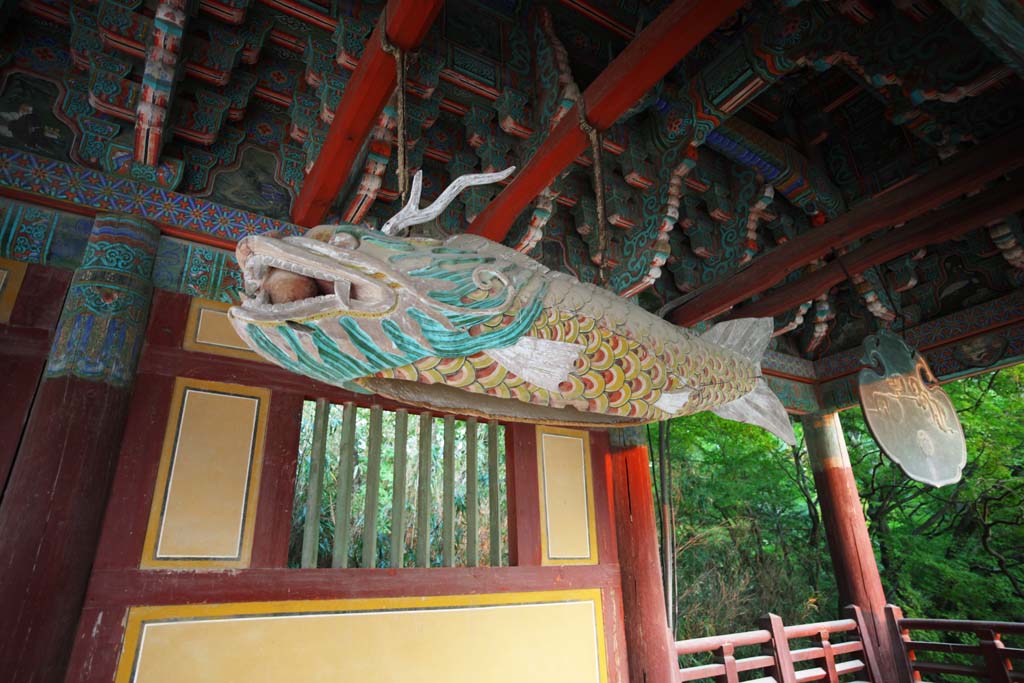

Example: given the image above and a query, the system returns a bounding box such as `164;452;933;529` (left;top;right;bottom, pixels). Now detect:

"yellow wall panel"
0;257;27;324
141;378;269;568
537;426;598;565
117;591;606;683
183;298;264;362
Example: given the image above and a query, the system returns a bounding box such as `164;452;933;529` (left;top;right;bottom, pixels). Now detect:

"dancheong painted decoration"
229;169;795;444
858;329;967;487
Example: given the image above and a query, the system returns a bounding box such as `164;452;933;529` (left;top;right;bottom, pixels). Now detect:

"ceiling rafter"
555;0;635;40
727;175;1024;321
291;0;444;227
465;0;747;243
668;126;1024;327
134;0;190;167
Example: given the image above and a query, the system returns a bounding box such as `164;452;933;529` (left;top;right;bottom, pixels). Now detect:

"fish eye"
330;232;359;249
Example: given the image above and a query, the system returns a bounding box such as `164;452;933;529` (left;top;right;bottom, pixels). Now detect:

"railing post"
817;629;838;683
980;630;1012;683
713;643;740;683
388;409;409;568
884;605;918;682
415;412;433;567
486;420;502;566
845;605;883;683
759;613;797;683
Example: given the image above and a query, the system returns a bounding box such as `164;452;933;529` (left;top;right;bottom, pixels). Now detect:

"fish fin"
700;317;794;442
653;388;693;414
711;378;796;445
487;336;583;392
700;317;773;366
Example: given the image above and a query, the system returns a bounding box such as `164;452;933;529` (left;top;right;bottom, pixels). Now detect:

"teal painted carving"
936;0;1024;78
153;236;242;302
46;214;159;386
0;197;92;268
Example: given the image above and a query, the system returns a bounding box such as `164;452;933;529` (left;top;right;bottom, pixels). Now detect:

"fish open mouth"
231;234;395;324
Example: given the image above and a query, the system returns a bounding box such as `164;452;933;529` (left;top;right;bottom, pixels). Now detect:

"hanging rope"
380;20;409;204
577;100;608;284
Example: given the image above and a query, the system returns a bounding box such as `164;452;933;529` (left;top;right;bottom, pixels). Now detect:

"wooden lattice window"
290;400;509;569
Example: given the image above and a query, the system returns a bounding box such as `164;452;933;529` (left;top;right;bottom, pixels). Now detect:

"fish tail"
701;318;797;445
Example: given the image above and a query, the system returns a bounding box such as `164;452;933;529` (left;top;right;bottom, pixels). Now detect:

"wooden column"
0;215;158;682
609;427;676;682
802;413;900;682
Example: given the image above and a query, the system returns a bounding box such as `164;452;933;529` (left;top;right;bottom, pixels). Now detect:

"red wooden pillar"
802;413;901;682
0;215;159;682
609;427;676;682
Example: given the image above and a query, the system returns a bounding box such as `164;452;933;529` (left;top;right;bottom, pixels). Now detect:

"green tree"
660;365;1024;639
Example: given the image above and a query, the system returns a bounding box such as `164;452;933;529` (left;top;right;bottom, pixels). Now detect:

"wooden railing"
886;605;1024;682
295;399;507;569
674;606;882;683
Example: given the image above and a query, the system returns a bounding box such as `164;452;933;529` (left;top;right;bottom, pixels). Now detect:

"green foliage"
656;413;835;639
659;366;1024;639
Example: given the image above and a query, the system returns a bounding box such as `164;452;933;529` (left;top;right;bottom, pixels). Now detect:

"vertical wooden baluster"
487;420;501;567
980;629;1012;683
331;402;357;568
442;415;456;566
760;613;797;683
361;405;383;568
819;629;838;683
415;412;433;567
846;605;883;683
715;643;740;683
885;605;919;683
465;418;478;567
301;398;329;568
389;409;409;568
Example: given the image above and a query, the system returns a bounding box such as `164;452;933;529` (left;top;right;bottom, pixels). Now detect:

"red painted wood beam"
466;0;746;241
669;127;1024;326
291;0;444;227
728;176;1024;320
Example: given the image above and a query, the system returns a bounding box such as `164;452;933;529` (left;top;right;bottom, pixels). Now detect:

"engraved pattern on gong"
858;330;966;488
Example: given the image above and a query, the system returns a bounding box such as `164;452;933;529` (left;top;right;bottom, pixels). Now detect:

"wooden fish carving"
228;169;795;443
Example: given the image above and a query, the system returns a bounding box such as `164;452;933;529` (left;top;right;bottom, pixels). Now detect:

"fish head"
230;223;442;325
227;222;542;388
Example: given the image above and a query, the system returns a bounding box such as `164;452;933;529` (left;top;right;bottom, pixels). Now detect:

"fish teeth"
335;280;351;307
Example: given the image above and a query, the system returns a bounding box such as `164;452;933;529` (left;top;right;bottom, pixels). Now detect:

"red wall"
64;290;629;682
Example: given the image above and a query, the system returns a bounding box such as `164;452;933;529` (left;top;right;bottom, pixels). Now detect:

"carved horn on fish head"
380;166;516;236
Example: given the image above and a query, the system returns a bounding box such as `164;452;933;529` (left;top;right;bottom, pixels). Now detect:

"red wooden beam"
466;0;746;241
290;0;444;227
669;127;1024;326
728;176;1024;320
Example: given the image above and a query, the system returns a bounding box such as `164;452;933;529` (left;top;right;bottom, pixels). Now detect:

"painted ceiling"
0;0;1021;365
